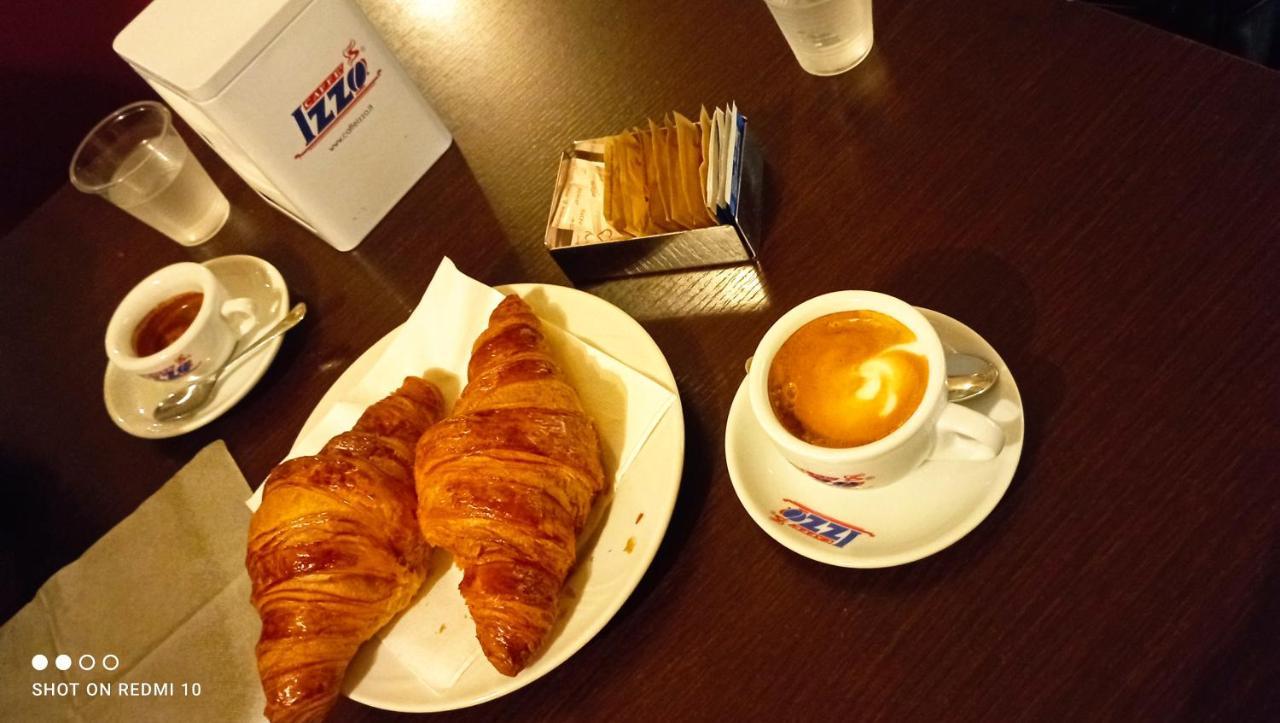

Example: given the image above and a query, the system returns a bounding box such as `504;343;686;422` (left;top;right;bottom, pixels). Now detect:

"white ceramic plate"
103;255;289;439
294;283;684;711
726;308;1024;568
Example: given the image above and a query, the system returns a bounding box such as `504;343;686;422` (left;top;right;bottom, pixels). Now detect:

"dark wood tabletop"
3;0;1278;719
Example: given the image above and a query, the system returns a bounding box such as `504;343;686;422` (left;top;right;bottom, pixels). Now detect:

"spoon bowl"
946;352;999;403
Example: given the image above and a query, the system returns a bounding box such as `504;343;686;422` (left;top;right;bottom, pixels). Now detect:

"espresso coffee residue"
767;310;929;448
132;292;203;357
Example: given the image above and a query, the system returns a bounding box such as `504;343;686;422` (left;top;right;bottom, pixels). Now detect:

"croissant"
247;376;444;722
414;295;606;676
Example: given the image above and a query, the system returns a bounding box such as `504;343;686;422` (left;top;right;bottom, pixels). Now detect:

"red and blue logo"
770;498;874;548
144;353;197;381
291;40;381;159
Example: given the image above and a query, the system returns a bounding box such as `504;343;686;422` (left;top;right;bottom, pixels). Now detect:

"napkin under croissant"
246;376;444;723
415;294;607;676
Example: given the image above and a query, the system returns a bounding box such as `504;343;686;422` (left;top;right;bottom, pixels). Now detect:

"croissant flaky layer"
248;376;444;722
415;294;606;676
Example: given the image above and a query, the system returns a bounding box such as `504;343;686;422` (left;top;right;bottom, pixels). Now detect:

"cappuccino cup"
105;263;257;383
748;291;1004;489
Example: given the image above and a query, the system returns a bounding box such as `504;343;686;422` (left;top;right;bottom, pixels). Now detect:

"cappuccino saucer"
725;308;1024;568
104;255;290;439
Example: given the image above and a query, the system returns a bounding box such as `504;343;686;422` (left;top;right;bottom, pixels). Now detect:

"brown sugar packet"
644;119;678;232
609;132;631;232
698;105;716;221
653;121;680;232
618;129;651;236
675;111;716;227
603;136;625;234
660;115;694;229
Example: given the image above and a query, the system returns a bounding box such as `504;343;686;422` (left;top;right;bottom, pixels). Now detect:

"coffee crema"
767;310;929;448
132;292;203;357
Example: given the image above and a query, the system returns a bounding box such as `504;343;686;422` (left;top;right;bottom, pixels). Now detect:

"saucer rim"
725;307;1025;568
102;255;289;439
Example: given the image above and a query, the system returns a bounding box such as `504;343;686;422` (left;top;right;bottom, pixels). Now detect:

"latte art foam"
767;310;929;448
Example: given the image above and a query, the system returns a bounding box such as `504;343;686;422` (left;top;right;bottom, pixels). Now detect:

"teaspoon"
153;302;307;422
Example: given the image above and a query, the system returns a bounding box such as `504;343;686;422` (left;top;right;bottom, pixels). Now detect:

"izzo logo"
145;353;196;381
770;498;874;548
292;40;382;158
801;469;874;488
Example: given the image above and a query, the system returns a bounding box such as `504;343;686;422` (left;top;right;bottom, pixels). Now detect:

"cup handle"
931;403;1005;462
220;297;258;337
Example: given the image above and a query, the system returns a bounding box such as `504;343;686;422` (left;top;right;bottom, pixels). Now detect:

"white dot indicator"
55;655;72;671
31;655;48;671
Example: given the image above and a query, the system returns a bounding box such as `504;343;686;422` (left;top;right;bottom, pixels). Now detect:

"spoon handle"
217;302;307;379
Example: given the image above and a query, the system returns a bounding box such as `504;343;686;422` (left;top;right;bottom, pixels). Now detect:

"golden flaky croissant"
247;376;444;722
414;295;606;676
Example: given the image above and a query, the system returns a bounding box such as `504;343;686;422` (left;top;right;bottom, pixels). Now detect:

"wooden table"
3;0;1277;718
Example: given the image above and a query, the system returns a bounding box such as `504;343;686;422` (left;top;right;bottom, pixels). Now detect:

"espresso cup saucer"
725;308;1025;568
104;255;289;439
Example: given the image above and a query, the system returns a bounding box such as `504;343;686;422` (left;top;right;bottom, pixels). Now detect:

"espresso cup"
748;291;1004;490
105;263;257;382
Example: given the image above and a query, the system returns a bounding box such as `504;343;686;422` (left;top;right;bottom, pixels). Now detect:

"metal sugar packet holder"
544;113;764;282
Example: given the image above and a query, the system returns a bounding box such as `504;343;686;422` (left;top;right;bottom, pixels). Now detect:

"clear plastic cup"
70;101;229;246
764;0;874;76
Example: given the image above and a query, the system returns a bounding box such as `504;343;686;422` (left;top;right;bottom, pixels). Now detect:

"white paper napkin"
247;257;675;692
